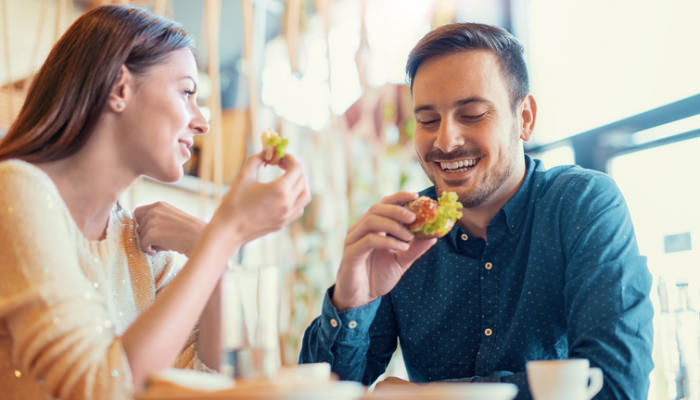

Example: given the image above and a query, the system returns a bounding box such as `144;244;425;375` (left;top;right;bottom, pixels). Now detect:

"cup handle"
586;367;604;399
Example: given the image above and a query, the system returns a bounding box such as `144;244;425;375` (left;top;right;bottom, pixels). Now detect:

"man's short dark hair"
406;23;529;110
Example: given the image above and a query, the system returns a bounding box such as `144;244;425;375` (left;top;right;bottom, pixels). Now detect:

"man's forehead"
412;50;508;107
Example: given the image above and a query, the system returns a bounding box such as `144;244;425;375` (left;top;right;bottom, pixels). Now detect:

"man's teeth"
440;159;477;170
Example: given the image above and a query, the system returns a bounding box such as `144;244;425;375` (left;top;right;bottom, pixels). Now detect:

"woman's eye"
184;89;195;99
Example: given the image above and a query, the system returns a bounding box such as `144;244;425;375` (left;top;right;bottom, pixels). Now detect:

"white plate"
137;380;366;400
365;382;518;400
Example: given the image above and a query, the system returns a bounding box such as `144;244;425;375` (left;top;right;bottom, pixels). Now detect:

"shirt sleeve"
0;164;134;399
559;173;653;399
299;285;396;384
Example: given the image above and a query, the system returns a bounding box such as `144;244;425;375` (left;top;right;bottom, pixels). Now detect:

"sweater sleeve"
151;251;184;293
0;163;134;399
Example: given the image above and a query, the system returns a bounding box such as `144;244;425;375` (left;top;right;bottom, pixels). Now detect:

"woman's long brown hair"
0;5;193;162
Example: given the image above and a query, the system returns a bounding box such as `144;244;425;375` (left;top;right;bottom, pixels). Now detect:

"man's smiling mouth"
437;158;480;172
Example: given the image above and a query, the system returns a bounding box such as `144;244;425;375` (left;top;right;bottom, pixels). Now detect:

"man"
299;22;653;399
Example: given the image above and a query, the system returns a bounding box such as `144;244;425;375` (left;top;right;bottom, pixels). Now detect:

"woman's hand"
210;152;311;245
133;202;206;256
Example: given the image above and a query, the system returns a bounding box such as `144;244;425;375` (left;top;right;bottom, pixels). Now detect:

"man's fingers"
397;238;438;270
378;191;420;206
345;215;414;245
347;233;411;257
367;203;416;225
344;203;416;244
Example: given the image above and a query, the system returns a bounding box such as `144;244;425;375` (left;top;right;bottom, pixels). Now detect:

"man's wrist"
320;286;381;339
331;286;376;312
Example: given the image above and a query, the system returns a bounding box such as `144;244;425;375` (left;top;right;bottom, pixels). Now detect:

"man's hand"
374;376;415;390
134;201;206;256
332;192;437;311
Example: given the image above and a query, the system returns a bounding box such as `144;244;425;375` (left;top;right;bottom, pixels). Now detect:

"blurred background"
2;1;700;398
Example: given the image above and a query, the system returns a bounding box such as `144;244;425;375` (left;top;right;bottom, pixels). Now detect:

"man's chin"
434;184;485;209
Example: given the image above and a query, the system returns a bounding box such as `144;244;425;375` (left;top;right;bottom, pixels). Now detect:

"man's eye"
461;112;486;121
418;119;439;126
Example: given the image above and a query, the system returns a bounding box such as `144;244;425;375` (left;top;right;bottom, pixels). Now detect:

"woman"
0;5;310;399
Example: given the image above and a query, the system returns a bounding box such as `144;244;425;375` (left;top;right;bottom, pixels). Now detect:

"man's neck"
457;162;527;240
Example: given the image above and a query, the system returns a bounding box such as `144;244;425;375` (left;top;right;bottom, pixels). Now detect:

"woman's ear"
107;65;133;113
518;94;537;142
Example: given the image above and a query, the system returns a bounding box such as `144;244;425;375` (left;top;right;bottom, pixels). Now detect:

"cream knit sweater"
0;159;200;399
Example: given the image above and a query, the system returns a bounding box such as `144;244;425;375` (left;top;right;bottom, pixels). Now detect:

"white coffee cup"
527;359;603;400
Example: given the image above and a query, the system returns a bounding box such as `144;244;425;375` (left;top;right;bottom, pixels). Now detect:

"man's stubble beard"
426;124;521;209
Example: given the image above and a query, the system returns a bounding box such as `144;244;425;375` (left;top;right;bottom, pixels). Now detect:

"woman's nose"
190;106;209;135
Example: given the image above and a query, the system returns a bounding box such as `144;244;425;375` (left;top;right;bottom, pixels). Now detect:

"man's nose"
434;117;464;153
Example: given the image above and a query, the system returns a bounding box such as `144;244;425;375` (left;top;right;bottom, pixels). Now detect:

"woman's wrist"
201;212;245;257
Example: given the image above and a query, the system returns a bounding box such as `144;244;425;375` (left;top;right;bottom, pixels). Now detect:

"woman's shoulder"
0;159;72;231
0;159;58;192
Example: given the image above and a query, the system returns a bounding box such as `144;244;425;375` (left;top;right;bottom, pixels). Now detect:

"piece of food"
261;129;289;166
405;191;463;239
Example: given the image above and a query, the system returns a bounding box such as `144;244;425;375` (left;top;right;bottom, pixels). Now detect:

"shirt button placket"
479;255;499;373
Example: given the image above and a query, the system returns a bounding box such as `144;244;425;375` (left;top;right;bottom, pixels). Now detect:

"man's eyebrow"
414;97;493;114
181;75;197;92
453;97;493;108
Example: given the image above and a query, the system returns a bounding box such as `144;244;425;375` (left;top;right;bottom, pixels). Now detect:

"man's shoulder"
418;186;437;199
532;162;622;202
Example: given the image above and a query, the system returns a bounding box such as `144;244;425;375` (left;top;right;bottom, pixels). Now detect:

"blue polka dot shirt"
300;156;653;399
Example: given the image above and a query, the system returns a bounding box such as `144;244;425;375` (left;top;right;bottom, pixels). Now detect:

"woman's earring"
116;101;125;111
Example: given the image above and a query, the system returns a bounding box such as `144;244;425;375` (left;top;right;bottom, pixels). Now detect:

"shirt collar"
421;154;538;245
501;154;537;234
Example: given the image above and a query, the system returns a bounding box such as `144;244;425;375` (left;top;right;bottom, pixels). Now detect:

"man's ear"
517;94;537;142
107;65;133;113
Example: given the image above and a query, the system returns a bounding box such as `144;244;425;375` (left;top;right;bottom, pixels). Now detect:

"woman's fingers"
274;154;305;193
237;153;265;181
133;201;162;225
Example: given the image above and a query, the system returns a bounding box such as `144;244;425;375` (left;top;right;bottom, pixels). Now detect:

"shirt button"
348;321;358;329
330;318;339;328
461;233;469;241
484;328;493;336
484;262;493;270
